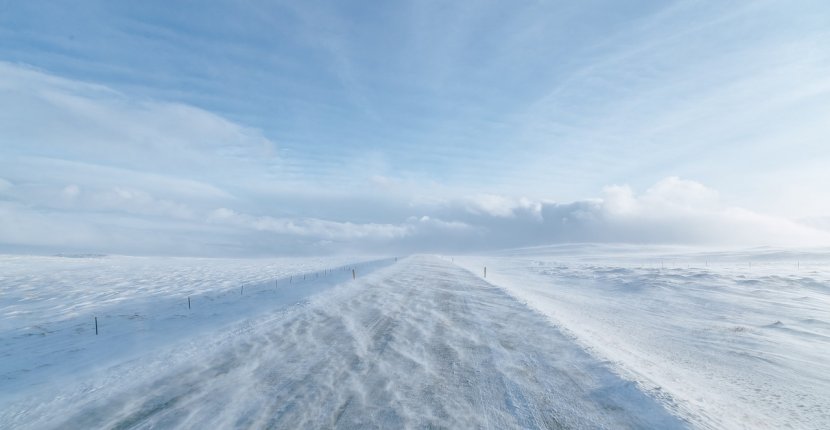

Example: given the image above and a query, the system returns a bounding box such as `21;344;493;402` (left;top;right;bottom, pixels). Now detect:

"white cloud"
602;177;719;216
200;208;477;250
641;177;720;212
0;62;278;183
87;187;196;220
461;194;542;219
547;178;830;247
423;177;830;250
602;185;637;215
207;208;410;241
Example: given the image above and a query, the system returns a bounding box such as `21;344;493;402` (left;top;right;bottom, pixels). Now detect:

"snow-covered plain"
3;248;826;429
0;254;389;405
1;254;688;429
455;245;830;430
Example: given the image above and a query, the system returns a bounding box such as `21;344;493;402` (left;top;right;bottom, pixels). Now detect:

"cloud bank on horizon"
1;1;829;255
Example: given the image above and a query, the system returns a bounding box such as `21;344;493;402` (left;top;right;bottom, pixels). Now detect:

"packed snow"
454;245;830;430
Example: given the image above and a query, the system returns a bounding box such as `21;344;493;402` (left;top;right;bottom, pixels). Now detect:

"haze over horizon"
2;0;830;255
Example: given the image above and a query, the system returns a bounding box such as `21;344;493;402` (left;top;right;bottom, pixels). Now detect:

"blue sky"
1;0;830;255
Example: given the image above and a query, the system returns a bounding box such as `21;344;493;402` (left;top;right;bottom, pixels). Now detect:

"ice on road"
9;256;686;429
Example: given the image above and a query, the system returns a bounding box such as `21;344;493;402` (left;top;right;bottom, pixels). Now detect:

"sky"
1;0;830;256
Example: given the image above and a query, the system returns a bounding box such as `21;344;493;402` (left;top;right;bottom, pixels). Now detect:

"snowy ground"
1;254;687;429
454;245;830;430
0;254;389;405
3;248;825;429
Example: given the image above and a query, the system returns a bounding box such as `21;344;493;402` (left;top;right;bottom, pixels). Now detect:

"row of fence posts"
93;257;398;335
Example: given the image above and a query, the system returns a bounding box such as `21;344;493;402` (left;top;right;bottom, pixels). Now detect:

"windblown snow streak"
2;256;685;429
455;246;830;430
0;254;385;401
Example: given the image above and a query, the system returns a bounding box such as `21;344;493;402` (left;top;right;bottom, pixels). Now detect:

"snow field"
0;254;390;404
3;256;687;429
453;246;830;429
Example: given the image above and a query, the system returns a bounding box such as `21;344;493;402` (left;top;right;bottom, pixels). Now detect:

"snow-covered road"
4;256;686;429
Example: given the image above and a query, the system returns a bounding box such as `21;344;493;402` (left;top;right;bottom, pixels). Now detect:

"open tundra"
1;249;828;429
455;245;830;429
